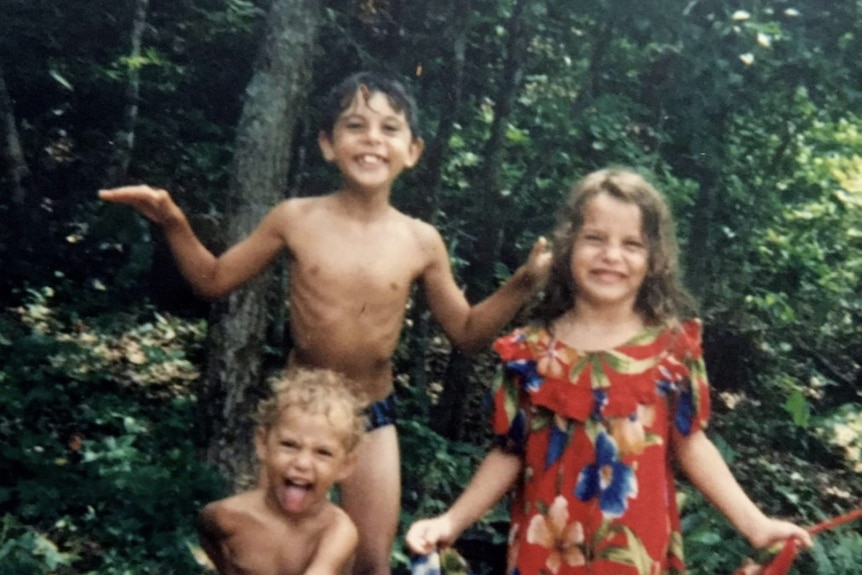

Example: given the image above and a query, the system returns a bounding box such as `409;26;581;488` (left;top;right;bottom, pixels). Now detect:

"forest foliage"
1;0;860;573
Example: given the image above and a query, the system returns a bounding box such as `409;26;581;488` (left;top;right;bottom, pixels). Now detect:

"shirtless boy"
198;368;365;575
100;71;550;575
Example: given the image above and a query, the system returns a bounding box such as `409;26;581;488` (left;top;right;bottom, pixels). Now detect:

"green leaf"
784;389;811;428
48;69;73;91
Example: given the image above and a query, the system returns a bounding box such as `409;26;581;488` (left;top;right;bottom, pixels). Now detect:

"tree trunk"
409;0;471;410
468;0;532;296
433;0;534;440
0;58;31;289
0;60;30;204
102;0;149;188
198;0;320;490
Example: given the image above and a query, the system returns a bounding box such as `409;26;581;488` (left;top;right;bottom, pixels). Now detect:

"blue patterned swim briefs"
366;393;397;430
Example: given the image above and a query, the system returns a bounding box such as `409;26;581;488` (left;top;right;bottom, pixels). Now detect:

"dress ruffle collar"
493;321;702;422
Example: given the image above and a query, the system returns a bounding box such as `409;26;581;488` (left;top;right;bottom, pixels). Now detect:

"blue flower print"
656;365;696;435
496;408;527;455
656;366;676;397
510;409;526;451
506;359;543;392
545;418;569;470
574;432;638;517
675;378;696;436
590;388;608;420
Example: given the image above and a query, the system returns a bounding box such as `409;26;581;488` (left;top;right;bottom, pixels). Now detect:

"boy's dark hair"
321;71;420;139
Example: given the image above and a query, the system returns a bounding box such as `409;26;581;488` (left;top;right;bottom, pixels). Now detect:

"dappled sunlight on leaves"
1;289;222;575
819;407;862;472
12;287;205;396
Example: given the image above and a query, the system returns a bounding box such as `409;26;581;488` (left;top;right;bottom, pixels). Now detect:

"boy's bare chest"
291;223;426;288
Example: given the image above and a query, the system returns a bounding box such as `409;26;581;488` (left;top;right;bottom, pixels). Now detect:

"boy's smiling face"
318;89;424;194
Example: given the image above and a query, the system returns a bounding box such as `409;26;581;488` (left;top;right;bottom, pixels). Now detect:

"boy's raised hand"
98;185;182;227
523;236;552;291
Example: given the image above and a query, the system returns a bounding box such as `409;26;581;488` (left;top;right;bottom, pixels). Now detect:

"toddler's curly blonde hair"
255;368;368;453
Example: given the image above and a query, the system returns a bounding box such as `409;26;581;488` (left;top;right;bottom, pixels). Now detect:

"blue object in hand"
411;551;441;575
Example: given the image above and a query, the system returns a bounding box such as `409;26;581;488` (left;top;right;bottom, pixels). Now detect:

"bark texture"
198;0;321;489
0;61;29;204
433;0;534;440
409;0;471;408
102;0;149;187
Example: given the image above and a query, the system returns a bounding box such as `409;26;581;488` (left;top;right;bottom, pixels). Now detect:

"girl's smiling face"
570;191;648;313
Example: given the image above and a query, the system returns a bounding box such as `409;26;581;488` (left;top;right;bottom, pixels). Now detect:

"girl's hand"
747;517;813;551
98;185;182;227
732;559;765;575
405;515;455;556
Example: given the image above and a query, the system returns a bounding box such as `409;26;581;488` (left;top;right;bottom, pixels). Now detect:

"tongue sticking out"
278;482;312;513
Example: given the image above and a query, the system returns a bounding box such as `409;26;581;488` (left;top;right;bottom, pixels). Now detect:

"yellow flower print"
535;339;576;380
610;404;656;457
526;496;586;573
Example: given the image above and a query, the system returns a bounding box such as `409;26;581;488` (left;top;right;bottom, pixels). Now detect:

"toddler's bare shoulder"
215;490;256;512
198;494;250;535
328;504;359;541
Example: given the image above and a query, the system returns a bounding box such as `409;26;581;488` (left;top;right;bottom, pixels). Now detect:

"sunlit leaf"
48;69;73;91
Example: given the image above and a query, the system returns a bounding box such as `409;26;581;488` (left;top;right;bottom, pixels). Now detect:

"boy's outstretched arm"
675;430;813;550
99;185;288;300
422;229;551;354
405;448;521;555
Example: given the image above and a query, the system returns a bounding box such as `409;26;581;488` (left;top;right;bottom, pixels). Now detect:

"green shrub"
0;515;77;575
0;289;223;574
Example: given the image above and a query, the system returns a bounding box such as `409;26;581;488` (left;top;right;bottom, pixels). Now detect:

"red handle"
761;539;798;575
807;507;862;536
733;506;862;575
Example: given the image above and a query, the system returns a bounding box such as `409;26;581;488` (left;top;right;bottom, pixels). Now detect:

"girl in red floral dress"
406;168;812;575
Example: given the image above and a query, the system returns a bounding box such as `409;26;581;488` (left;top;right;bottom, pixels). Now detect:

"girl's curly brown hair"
532;167;696;327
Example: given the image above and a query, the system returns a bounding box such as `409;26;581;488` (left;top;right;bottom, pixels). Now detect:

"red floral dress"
491;320;710;575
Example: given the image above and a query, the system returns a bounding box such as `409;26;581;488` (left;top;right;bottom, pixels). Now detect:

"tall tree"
198;0;321;488
0;60;29;204
431;0;537;440
408;0;472;404
0;58;32;295
470;0;534;294
102;0;150;187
